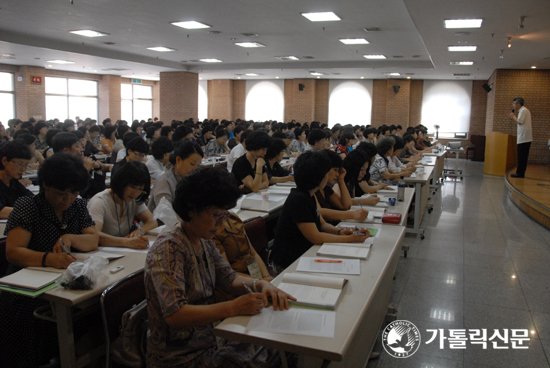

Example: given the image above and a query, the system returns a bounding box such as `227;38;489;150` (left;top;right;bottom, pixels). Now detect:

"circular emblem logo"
382;320;421;358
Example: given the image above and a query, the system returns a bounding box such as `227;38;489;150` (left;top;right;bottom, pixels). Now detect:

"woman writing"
0;153;99;368
145;167;294;367
87;161;157;249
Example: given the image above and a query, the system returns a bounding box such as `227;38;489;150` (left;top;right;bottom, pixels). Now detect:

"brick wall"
371;80;387;126
284;79;316;123
232;80;246;121
14;66;46;120
409;80;424;128
314;80;329;124
207;79;233;120
469;80;487;137
486;69;550;164
98;75;122;122
485;72;497;134
385;79;410;127
160;71;198;123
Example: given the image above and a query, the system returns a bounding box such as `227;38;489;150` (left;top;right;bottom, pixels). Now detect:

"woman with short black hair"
264;138;294;185
231;131;271;193
145;167;294;367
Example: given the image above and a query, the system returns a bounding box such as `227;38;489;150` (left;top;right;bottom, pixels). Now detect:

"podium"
484;132;517;176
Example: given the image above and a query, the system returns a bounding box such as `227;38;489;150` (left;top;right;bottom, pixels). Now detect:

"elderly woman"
369;136;411;184
88;160;157;249
0;153;99;367
145;167;294;367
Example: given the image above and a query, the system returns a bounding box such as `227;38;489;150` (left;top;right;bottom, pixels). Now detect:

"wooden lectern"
484;132;517;176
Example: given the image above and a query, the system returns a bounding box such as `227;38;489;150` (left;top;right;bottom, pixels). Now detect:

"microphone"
512;109;515;113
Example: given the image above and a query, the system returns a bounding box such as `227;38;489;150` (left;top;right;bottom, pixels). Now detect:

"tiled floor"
367;160;550;368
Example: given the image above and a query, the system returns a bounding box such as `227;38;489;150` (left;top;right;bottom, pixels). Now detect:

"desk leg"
406;182;425;239
55;304;77;368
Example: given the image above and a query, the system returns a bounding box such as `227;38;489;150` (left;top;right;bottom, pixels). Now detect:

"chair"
100;270;146;368
0;237;8;277
243;217;270;267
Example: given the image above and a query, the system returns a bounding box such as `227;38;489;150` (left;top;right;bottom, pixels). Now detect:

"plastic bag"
57;255;109;290
152;197;179;229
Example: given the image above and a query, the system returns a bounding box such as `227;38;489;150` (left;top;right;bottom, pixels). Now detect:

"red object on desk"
382;212;402;224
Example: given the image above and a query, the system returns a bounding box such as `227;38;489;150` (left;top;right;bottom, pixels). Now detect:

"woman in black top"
333;150;381;206
231;131;271;193
265;138;294;185
271;151;369;269
0;141;35;219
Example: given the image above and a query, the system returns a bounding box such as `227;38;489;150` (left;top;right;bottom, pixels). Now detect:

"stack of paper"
317;242;372;260
276;273;348;310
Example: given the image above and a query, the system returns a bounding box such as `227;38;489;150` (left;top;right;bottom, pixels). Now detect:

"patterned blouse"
204;139;227;158
289;139;306;154
145;226;238;367
369;153;391;184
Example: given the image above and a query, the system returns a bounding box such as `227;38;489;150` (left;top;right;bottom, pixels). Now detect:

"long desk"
403;166;434;239
423;149;446;185
214;224;406;367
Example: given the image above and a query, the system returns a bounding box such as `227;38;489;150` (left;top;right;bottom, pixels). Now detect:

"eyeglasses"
212;210;230;222
133;152;146;158
12;161;30;169
360;166;368;172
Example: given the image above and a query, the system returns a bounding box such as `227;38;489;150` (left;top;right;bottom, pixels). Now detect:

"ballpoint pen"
59;238;73;258
242;282;254;293
314;259;342;263
134;220;144;236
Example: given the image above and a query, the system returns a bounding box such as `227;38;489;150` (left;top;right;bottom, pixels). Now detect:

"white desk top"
418;156;437;166
348;188;414;227
424;149;447;157
201;156;227;167
214;224;406;361
404;165;434;184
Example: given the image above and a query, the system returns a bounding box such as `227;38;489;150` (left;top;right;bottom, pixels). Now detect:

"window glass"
121;84;133;99
45;77;67;95
133;85;152;99
0;93;15;123
134;100;152;121
68;79;97;96
121;99;133;122
46;95;68;120
69;97;98;120
0;72;14;92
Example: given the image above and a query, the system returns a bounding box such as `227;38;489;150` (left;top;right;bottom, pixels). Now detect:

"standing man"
509;97;532;178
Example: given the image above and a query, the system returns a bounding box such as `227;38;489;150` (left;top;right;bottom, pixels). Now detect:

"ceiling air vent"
302;56;315;59
101;68;129;71
364;27;381;32
241;33;258;37
393;56;404;58
453;73;471;76
103;42;116;45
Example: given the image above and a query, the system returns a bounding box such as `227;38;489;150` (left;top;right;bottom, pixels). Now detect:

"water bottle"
397;176;405;202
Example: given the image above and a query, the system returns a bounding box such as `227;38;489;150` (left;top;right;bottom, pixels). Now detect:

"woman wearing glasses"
0;141;35;219
87;161;157;249
145;167;294;368
110;136;149;178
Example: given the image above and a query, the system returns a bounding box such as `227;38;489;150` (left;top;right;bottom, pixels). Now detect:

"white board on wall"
198;80;208;121
421;80;472;133
328;80;373;127
245;80;285;122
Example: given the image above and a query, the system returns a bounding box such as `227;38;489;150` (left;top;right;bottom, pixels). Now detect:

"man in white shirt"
509;97;533;178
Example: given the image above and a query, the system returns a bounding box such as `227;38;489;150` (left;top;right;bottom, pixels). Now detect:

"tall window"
121;84;153;122
45;77;98;120
0;72;15;124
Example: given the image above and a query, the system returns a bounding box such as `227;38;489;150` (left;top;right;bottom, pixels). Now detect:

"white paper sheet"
247;307;336;338
296;257;360;275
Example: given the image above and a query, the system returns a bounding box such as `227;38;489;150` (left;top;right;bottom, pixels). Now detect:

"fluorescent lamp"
199;59;223;63
147;47;176;52
450;61;474;65
235;42;265;48
171;21;211;29
310;72;324;76
383;72;401;76
245;73;259;76
448;46;477;52
363;54;386;59
69;30;109;37
46;60;75;64
302;12;341;22
531;66;537;69
360;76;365;79
444;19;483;29
339;38;369;45
276;56;300;61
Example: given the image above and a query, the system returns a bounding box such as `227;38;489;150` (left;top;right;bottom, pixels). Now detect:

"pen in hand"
59;238;76;260
134;220;144;236
242;282;255;293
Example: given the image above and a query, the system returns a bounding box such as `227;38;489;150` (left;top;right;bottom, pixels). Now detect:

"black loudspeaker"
393;85;400;94
482;83;492;92
298;83;305;91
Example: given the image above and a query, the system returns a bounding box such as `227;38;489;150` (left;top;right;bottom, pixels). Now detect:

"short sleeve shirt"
144;226;237;366
271;187;321;268
265;162;289;180
369;154;389;183
148;170;181;212
0;178;34;212
87;189;147;237
232;155;266;186
517;106;533;144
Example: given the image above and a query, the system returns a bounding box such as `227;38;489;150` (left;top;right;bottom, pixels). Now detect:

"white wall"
421;80;472;133
245;80;285;122
328;80;373;127
198;80;208;121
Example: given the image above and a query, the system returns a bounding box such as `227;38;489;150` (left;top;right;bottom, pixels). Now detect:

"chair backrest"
0;237;8;277
243;216;269;265
100;270;146;355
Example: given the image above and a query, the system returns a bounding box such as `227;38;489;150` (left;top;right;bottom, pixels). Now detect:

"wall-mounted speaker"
482;83;492;92
298;83;305;91
393;85;400;94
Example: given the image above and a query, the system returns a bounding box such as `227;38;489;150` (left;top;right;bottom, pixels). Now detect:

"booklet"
276;273;348;310
375;186;398;194
296;257;360;275
27;251;126;273
0;268;61;290
317;243;372;260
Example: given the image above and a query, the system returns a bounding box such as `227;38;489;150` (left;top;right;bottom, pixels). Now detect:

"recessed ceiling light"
171;21;211;29
235;42;265;48
275;76;279;79
531;66;537;69
317;76;320;79
301;12;341;22
69;30;110;37
363;54;386;59
94;70;98;72
237;77;241;79
339;38;369;45
448;45;477;52
407;76;411;79
444;19;483;29
199;77;203;80
47;64;52;67
199;58;223;63
276;56;300;61
360;76;364;79
450;61;474;65
46;60;75;64
310;72;324;76
147;46;176;52
383;72;401;76
245;73;259;76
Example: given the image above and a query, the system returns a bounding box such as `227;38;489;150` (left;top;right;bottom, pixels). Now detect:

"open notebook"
276;273;348;310
317;242;372;260
0;268;61;290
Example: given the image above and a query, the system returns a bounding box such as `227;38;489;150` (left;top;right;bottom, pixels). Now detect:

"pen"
314;259;342;263
242;282;255;293
59;238;73;258
134;220;144;236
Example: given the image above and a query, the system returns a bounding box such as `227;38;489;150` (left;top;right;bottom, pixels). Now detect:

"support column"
161;71;198;122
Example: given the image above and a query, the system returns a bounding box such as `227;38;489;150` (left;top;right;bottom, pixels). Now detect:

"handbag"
110;299;148;367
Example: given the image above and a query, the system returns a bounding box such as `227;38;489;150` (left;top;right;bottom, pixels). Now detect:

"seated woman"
101;125;117;154
315;150;370;224
354;142;393;195
264;138;294;185
232;131;271;193
333;150;382;207
146;136;174;180
369;136;411;185
288;128;307;154
0;141;35;219
204;128;229;157
111;136;149;178
15;133;44;170
88;161;157;249
33;120;49;152
399;134;423;162
334;131;355;159
145;167;294;368
227;130;249;173
0;153;98;368
43;128;61;159
213;212;274;283
389;135;417;173
148;141;204;212
270;151;370;270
